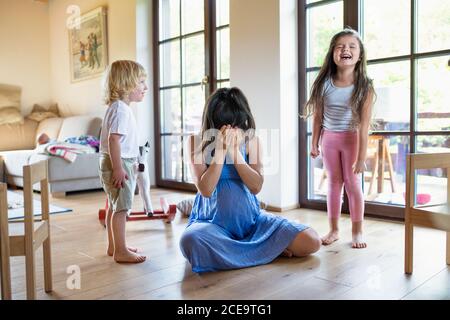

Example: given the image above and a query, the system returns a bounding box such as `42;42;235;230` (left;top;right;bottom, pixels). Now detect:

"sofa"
0;114;103;197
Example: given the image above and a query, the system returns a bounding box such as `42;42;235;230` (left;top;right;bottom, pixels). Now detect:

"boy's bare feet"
321;231;339;245
107;246;138;256
114;250;146;263
351;232;367;249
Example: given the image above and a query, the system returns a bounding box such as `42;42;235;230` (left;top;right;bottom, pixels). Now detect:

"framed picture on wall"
68;7;108;82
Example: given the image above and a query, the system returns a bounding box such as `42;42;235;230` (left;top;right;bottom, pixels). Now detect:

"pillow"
0;107;24;125
0;84;21;110
176;198;195;217
26;103;60;122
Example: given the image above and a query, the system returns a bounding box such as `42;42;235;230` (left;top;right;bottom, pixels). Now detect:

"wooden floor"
5;188;450;300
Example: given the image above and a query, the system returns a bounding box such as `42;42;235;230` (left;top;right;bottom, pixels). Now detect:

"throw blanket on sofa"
36;142;95;163
65;135;100;152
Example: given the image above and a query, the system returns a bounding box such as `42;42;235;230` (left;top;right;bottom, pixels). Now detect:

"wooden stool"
365;135;397;195
405;153;450;274
0;161;53;299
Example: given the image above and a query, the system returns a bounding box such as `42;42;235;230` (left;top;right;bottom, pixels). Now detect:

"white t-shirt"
100;100;139;158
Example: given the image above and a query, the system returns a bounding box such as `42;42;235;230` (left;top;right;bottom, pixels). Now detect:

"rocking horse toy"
98;142;177;226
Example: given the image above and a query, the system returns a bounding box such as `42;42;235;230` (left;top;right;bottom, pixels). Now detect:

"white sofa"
0;115;103;197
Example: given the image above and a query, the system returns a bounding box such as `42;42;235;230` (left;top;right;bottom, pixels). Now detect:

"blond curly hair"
103;60;147;105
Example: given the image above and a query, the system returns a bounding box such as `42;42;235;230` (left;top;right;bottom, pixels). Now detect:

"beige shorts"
99;154;137;214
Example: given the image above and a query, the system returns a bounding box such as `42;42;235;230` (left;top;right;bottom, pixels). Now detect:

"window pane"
217;81;230;88
216;0;230;27
183;135;193;183
182;34;205;84
160;88;181;133
181;0;204;35
159;0;180;40
183;85;204;134
161;136;183;180
307;1;343;68
363;0;410;59
417;135;450;154
417;0;450;53
307;136;326;201
415;135;450;207
368;61;410;131
217;28;230;80
364;135;410;205
306;70;319;133
416;56;450;132
159;40;180;87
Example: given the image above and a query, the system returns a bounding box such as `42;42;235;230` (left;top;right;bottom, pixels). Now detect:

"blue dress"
179;147;309;273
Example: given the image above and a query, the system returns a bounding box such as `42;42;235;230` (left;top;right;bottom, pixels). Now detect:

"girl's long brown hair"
302;28;375;125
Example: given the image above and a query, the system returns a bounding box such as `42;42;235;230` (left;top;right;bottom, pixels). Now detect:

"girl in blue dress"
180;87;321;273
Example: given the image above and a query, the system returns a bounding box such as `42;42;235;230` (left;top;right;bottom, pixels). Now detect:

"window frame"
153;0;229;191
298;0;450;219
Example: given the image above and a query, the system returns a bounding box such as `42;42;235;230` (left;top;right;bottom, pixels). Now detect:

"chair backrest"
406;153;450;208
23;161;50;229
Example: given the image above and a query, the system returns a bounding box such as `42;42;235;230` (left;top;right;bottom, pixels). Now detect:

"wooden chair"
0;183;12;300
0;161;52;299
405;153;450;274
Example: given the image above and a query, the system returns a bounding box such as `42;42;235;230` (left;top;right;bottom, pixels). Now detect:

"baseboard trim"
265;204;300;212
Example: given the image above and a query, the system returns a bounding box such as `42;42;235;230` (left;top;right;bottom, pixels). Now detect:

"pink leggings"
321;130;364;222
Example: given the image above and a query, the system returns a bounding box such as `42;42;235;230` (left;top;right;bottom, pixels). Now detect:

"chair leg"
0;184;12;300
446;232;450;266
43;237;52;293
25;250;36;300
0;239;12;301
385;141;397;193
405;222;414;274
369;154;378;195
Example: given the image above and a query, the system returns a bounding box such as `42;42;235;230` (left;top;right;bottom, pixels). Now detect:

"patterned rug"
7;190;72;220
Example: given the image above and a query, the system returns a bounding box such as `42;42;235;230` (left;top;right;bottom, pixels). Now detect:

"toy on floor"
136;142;154;215
98;197;177;227
98;141;177;226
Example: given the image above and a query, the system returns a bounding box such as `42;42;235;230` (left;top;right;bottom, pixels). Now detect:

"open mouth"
340;54;352;60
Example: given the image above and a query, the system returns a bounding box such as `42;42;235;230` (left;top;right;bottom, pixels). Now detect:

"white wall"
0;0;51;115
279;0;299;208
135;0;156;185
230;0;299;209
48;0;137;116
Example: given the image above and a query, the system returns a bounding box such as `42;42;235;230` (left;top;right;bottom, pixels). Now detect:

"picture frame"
68;7;108;83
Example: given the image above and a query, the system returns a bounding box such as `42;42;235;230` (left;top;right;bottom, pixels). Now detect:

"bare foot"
107;246;138;257
321;231;339;245
351;232;367;249
114;251;146;263
280;249;293;258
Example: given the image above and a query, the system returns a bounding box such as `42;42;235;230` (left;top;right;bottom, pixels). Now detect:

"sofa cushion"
36;117;64;143
0;119;38;151
57;115;102;141
27;103;60;122
1;150;36;176
1;150;100;182
0;107;24;125
0;84;21;109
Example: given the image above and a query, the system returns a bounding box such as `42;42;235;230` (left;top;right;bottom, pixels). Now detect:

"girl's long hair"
302;28;375;125
200;87;256;152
